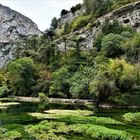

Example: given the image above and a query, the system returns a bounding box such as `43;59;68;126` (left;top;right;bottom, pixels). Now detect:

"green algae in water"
0;101;140;139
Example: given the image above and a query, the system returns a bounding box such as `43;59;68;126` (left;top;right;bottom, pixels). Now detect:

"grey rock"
55;1;140;51
0;4;42;68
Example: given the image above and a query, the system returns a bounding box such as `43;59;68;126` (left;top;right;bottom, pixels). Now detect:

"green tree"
125;32;140;63
70;66;95;99
51;17;58;29
90;59;137;101
8;57;37;96
37;44;56;65
101;33;124;58
49;66;70;98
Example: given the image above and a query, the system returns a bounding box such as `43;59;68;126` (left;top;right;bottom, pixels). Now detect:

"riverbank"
1;96;140;109
0;96;96;104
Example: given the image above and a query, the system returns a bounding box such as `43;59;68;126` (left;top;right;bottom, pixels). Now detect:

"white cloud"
0;0;83;31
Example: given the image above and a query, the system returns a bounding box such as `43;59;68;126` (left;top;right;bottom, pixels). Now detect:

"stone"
0;4;42;68
55;1;140;51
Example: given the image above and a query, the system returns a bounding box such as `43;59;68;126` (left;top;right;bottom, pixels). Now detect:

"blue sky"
0;0;83;31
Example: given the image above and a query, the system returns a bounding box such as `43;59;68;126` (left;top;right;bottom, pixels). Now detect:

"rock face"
57;8;83;29
99;1;140;32
55;1;140;51
0;4;42;68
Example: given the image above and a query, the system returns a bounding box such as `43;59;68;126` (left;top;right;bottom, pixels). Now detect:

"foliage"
101;33;125;58
49;66;70;98
70;15;91;31
38;92;48;102
0;85;8;98
101;20;134;35
125;32;140;63
61;9;69;17
90;59;137;101
0;0;139;105
7;57;37;96
51;17;58;29
70;4;82;14
69;66;95;99
83;0;140;17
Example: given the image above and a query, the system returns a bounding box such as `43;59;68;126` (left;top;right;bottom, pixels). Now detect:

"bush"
101;33;125;58
3;130;22;139
125;32;140;63
0;85;8;98
49;66;70;98
7;57;37;96
70;15;91;31
38;92;48;102
90;59;137;101
61;9;69;17
70;4;82;14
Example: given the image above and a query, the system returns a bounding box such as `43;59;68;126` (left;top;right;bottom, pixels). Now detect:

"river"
0;101;140;140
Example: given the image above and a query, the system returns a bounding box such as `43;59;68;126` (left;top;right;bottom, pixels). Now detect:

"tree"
69;66;95;99
51;17;58;29
49;66;70;98
101;33;124;58
90;59;137;101
8;57;37;96
37;44;56;65
61;9;69;17
45;28;55;42
83;0;106;16
125;33;140;63
83;0;94;14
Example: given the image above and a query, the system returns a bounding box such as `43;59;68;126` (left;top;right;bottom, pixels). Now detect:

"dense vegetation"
83;0;140;17
0;1;140;140
0;0;139;105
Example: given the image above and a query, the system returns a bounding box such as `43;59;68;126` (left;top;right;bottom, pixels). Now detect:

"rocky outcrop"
99;1;140;32
58;9;83;29
54;1;140;51
0;4;42;68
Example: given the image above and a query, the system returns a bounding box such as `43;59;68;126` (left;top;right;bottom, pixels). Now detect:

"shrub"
101;33;125;58
90;59;136;101
38;92;48;102
3;130;22;139
7;57;37;96
61;9;69;17
70;15;91;31
70;4;82;14
0;85;8;97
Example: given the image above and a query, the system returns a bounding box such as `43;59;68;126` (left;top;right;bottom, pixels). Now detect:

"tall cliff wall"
55;1;140;51
0;4;42;68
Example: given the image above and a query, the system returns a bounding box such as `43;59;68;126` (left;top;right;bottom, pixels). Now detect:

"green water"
0;101;140;140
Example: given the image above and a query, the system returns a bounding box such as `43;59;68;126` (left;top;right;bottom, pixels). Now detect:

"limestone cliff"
0;4;42;68
54;1;140;51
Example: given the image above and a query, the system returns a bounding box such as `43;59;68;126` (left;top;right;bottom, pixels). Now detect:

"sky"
0;0;83;31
